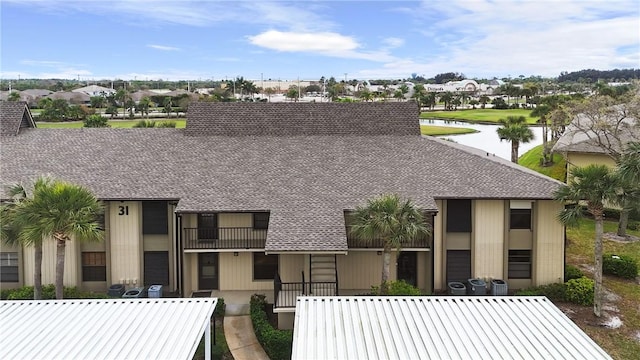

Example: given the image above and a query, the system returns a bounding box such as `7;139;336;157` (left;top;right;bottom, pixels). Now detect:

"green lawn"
36;119;187;128
518;145;566;181
421;108;539;124
565;218;640;359
420;125;477;136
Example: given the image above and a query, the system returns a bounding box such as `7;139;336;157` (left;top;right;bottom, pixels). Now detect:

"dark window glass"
510;208;532;229
198;213;218;240
253;253;278;280
142;201;168;235
0;252;19;282
82;252;107;282
253;213;269;230
508;250;531;279
446;199;472;232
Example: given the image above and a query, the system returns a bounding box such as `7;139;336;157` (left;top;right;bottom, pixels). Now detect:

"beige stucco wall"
109;201;142;286
23;236;80;287
473;200;505;280
533;200;565;285
219;252;273;291
566;152;616;182
338;251;388;291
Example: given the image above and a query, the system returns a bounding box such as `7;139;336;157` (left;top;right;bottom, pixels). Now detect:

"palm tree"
3;176;104;299
615;142;640;237
496;116;535;163
0;183;44;299
350;194;431;295
554;165;618;317
479;95;490;109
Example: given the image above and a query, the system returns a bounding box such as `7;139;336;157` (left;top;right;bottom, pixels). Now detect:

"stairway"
309;255;338;295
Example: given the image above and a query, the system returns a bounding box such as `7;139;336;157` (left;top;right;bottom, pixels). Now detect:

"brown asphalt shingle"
0;101;34;137
0;102;563;251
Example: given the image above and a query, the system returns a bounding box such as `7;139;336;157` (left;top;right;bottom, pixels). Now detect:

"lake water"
420;119;544;161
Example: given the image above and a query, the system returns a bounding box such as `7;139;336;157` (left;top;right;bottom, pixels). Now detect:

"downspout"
430;212;436;295
175;212;183;297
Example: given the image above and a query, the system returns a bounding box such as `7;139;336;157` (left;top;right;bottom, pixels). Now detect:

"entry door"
397;252;417;287
446;250;471;283
198;253;219;290
144;251;169;286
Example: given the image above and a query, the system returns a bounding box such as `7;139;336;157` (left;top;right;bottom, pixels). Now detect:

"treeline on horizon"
2;68;638;92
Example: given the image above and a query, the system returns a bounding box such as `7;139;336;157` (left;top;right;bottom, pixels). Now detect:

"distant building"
72;85;116;97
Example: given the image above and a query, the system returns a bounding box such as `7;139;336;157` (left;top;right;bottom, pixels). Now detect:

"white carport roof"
0;298;217;360
292;296;611;360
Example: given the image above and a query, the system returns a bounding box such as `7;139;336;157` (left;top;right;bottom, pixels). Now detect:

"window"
446;199;472;232
82;252;107;282
510;208;532;229
0;252;19;282
253;212;269;230
253;253;278;280
142;201;168;235
198;213;218;240
508;250;531;279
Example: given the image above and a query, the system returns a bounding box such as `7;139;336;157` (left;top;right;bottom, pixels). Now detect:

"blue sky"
1;0;638;82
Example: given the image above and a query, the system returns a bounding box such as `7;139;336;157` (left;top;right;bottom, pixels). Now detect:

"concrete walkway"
224;315;269;360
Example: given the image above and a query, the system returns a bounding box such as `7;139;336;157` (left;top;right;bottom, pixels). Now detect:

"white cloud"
382;37;404;49
248;30;396;62
147;44;181;52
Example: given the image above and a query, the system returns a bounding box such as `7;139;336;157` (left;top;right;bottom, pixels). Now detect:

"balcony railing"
183;227;267;250
346;236;430;249
274;272;338;309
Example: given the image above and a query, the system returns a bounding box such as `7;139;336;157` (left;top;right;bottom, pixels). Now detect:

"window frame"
82;252;107;282
253;212;269;230
0;252;19;283
253;252;278;280
508;249;532;279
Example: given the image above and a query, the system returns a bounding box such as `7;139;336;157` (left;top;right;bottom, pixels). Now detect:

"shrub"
250;294;292;360
514;282;566;301
565;277;594;306
214;297;226;317
565;264;585;281
157;121;177;128
371;280;422;296
5;284;108;300
627;221;639;231
133;120;156;128
83;114;110;128
603;254;638;279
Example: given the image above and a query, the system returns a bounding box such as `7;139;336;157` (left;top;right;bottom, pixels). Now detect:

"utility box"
122;287;146;298
107;284;125;298
148;285;163;298
448;282;467;296
491;279;508;296
467;278;487;295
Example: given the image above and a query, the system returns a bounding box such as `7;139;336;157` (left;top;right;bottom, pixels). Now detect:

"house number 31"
118;205;129;215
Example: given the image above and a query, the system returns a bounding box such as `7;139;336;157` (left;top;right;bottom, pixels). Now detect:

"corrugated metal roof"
292;296;611;360
0;298;217;360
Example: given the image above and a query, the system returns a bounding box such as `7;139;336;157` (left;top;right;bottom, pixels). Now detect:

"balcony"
346;235;430;249
274;272;338;311
183;227;267;250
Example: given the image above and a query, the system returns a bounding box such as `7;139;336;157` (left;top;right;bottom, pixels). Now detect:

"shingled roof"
0;101;36;137
185;102;420;136
553;104;639;155
0;102;563;252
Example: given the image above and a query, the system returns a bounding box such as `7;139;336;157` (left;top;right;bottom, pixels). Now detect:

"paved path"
224;315;270;360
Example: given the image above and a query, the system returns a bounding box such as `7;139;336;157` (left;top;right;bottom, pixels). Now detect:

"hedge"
2;284;109;300
250;294;292;360
603;254;638;279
